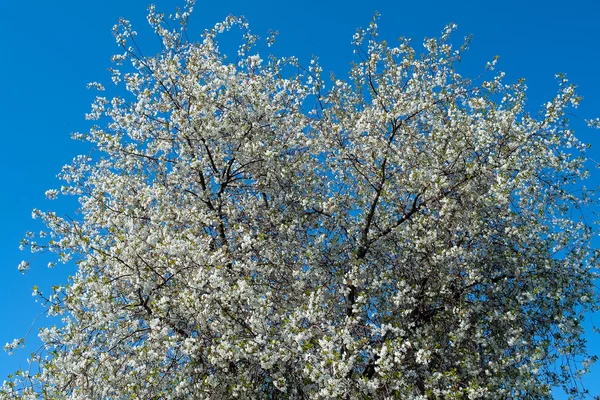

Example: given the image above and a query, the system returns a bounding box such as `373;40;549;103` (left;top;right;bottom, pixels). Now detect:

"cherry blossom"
2;2;599;398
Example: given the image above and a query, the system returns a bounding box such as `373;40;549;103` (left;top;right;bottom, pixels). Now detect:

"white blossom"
16;261;29;274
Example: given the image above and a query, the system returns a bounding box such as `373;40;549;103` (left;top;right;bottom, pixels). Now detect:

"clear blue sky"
1;1;599;397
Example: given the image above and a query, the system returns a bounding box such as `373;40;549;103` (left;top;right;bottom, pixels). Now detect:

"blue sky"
1;0;599;397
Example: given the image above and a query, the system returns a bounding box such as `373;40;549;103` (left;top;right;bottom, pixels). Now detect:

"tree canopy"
3;1;600;398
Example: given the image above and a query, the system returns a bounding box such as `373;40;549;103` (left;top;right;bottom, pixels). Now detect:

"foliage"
3;1;599;398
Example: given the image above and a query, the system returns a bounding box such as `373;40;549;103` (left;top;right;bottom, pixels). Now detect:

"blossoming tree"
3;1;599;398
